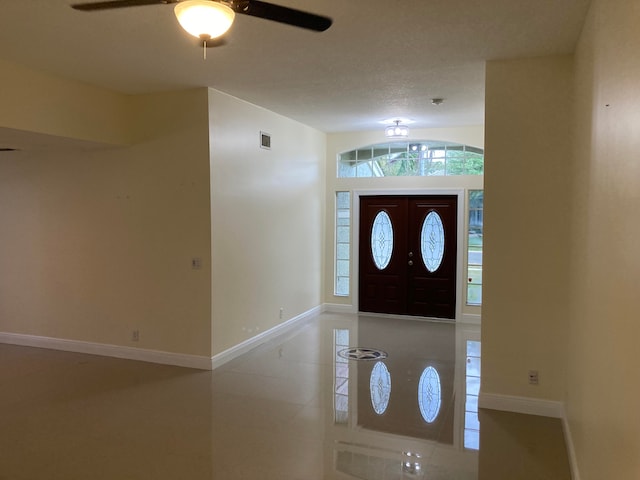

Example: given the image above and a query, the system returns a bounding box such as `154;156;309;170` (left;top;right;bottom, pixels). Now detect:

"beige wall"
567;0;640;477
0;61;327;360
0;59;131;146
483;56;573;400
324;126;484;316
208;89;326;355
484;22;640;475
0;76;213;356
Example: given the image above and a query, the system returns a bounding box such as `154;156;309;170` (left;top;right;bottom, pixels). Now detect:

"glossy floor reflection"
0;313;570;479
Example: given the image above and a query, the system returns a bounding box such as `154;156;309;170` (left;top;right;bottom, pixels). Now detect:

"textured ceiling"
0;0;590;133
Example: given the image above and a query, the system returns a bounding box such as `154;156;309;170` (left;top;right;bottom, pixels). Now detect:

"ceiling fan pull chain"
203;40;206;60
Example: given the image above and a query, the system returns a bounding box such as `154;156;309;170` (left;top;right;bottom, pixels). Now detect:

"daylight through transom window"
338;141;484;178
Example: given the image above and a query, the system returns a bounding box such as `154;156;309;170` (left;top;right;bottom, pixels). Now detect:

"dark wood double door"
359;195;457;319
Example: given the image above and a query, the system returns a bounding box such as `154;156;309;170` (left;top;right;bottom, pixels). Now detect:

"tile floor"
0;313;571;479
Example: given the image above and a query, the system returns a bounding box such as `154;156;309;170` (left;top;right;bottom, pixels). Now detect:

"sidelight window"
335;192;351;296
467;190;484;305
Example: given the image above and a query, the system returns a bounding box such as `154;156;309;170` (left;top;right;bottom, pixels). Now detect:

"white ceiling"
0;0;590;134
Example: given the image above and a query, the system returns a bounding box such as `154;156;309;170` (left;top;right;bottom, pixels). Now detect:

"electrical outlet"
132;330;140;342
528;370;539;385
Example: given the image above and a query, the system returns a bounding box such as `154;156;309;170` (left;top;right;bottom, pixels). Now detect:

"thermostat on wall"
260;131;271;149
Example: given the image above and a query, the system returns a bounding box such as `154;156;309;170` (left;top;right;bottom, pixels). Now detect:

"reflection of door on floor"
359;195;457;319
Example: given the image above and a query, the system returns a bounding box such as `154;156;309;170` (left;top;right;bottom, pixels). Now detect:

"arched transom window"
338;140;484;178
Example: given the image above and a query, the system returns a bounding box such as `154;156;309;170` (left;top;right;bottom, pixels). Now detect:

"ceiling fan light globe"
174;0;235;39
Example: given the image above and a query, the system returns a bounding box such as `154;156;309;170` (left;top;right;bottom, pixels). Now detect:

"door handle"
408;260;414;266
408;252;413;257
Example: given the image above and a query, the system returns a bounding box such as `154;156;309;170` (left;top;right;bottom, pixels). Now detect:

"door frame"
352;188;466;322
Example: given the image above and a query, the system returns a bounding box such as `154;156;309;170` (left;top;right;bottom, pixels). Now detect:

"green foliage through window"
467;190;483;306
338;141;484;178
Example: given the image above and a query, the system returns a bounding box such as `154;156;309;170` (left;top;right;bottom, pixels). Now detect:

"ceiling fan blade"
71;0;332;32
229;0;332;32
71;0;176;11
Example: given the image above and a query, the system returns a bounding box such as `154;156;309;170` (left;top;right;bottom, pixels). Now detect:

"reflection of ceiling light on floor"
403;451;422;459
402;452;423;475
402;461;422;474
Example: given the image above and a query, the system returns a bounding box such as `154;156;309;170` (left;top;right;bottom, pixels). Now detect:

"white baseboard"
0;305;324;372
479;392;565;418
210;305;322;369
562;414;581;480
322;303;357;314
320;304;481;326
461;313;481;325
0;332;211;370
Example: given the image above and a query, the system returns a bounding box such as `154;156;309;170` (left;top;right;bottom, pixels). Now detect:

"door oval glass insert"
371;211;393;270
418;366;442;423
369;361;391;415
421;211;445;272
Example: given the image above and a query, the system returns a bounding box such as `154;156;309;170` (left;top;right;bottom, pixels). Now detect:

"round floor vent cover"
338;347;388;361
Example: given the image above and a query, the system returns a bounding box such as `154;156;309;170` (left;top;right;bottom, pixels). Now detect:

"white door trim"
353;188;465;322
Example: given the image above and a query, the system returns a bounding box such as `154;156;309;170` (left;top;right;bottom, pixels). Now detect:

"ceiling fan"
71;0;332;51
